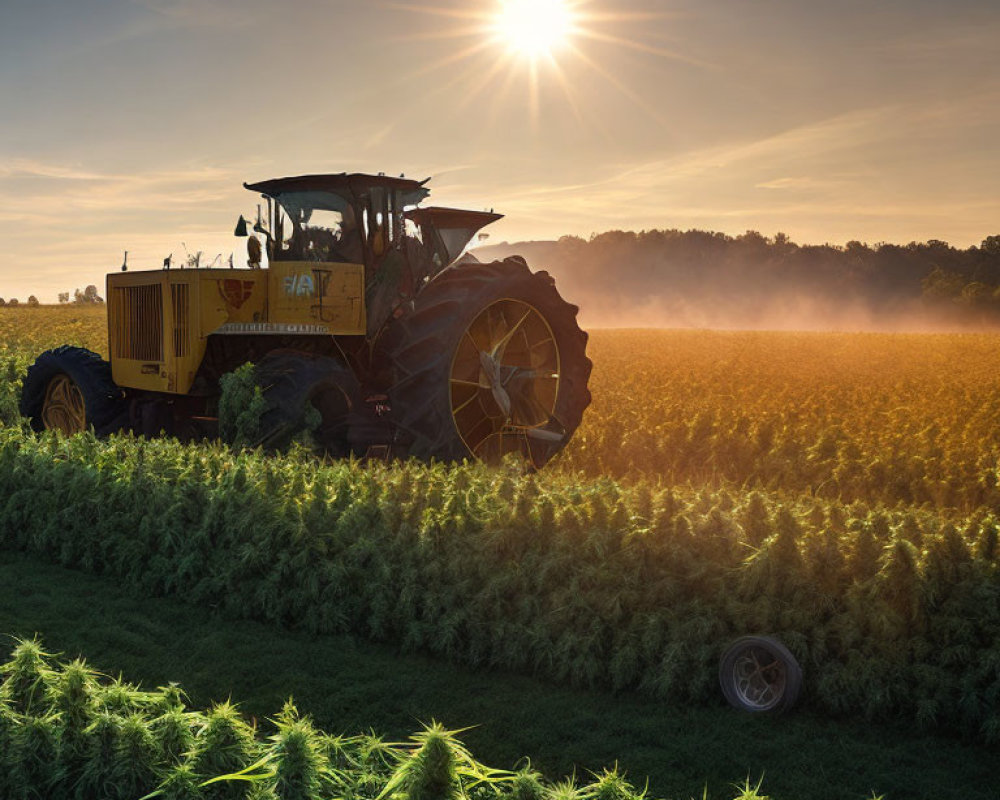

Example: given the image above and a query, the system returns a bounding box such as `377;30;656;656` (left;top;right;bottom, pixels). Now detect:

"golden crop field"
4;304;1000;510
564;328;1000;510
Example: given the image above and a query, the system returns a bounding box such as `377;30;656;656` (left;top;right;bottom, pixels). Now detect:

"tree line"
0;285;103;308
478;231;1000;328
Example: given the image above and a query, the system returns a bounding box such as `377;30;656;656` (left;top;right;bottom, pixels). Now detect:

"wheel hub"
41;373;87;435
731;646;786;710
450;298;564;464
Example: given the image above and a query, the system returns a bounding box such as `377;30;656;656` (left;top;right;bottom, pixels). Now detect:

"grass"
0;551;994;800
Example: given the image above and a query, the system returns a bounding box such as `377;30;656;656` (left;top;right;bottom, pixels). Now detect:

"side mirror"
234;215;250;237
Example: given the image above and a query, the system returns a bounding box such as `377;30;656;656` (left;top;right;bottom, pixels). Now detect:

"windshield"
273;190;363;263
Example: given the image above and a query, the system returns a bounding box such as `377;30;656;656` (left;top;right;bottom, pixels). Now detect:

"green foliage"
191;701;260;799
379;722;513;800
1;637;54;714
0;428;998;740
0;641;665;800
505;767;546;800
268;702;338;800
219;363;268;449
0;350;28;427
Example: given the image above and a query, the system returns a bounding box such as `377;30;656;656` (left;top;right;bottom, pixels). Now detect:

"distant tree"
921;267;965;302
26;295;39;307
959;281;993;309
739;230;769;247
982;235;1000;256
772;231;798;254
0;298;5;307
73;285;104;304
58;292;70;304
7;298;18;306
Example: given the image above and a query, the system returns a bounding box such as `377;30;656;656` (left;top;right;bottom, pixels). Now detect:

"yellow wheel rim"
449;298;562;465
41;374;87;435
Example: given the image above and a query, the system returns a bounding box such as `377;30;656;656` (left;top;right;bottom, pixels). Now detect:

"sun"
494;0;574;58
394;0;686;126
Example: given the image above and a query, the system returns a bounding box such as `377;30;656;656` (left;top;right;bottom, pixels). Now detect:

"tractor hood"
406;207;503;266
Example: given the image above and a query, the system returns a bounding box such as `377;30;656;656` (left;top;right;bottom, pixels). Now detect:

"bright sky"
1;0;998;302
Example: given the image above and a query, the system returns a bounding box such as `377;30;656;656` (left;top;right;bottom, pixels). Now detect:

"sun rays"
390;1;690;128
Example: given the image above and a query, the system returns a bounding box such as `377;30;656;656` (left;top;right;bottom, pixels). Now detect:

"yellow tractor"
21;172;592;467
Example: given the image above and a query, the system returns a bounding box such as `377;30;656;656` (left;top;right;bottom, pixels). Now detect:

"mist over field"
477;231;1000;331
7;227;1000;334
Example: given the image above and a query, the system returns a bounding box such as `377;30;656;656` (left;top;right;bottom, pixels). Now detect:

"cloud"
0;160;239;211
754;176;856;191
0;160;112;181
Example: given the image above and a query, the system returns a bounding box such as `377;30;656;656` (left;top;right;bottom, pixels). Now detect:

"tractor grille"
111;284;163;362
171;283;190;357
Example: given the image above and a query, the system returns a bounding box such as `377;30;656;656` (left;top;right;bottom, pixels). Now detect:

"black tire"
19;346;126;436
719;635;802;713
376;257;591;467
252;351;359;456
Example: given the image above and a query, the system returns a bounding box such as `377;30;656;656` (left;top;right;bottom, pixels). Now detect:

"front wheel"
719;635;802;713
252;351;359;456
20;346;126;436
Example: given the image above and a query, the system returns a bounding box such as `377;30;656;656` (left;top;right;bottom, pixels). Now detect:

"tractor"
20;172;592;467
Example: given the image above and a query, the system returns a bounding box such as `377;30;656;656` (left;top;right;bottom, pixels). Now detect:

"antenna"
180;243;201;269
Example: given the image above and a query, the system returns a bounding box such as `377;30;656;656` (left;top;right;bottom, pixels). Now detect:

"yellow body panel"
107;262;361;395
266;261;366;333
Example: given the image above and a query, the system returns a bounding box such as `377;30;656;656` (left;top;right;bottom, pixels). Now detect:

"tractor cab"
240;173;502;334
243;173;429;269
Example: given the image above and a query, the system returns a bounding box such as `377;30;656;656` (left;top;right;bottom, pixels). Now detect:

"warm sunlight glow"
394;1;683;124
495;0;574;56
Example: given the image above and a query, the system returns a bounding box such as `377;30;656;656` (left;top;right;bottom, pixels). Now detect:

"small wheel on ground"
252;351;359;456
719;635;802;713
20;346;126;436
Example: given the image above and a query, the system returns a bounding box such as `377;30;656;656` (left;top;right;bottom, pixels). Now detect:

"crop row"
564;330;1000;509
6;308;1000;510
1;637;653;800
1;429;998;739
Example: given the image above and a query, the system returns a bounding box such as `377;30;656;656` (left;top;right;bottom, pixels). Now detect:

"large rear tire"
377;257;591;467
20;346;126;436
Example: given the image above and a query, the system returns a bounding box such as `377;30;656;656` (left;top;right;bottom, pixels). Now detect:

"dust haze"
568;291;991;333
474;231;1000;333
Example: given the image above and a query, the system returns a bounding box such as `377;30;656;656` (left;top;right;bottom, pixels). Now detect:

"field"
1;304;999;799
6;306;1000;509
